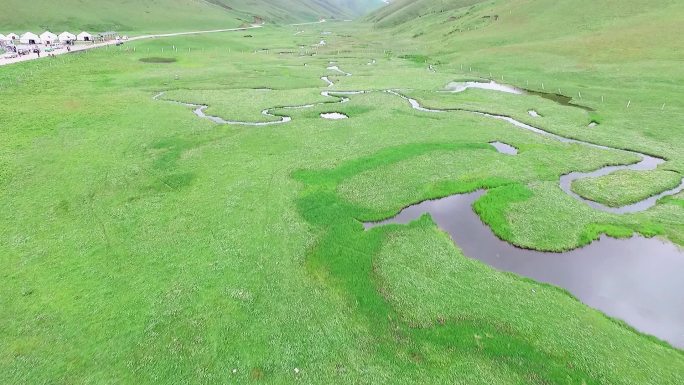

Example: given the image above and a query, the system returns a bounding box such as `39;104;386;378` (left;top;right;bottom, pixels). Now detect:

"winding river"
154;68;684;347
364;192;684;348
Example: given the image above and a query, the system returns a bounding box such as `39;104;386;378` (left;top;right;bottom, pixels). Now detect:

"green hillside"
206;0;384;24
367;0;485;27
367;0;684;57
0;0;384;34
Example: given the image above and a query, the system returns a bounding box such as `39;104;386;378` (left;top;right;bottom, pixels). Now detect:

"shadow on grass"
293;142;599;383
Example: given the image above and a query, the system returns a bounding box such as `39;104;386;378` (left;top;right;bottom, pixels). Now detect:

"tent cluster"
0;33;19;43
0;31;94;45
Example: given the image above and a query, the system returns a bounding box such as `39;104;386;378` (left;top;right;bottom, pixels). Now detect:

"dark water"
525;89;595;111
365;191;684;349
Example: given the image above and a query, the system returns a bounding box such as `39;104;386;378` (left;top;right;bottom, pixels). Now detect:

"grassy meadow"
0;0;383;35
2;2;684;383
572;169;683;207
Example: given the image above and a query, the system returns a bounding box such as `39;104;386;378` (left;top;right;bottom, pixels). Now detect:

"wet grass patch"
399;54;431;64
139;57;177;63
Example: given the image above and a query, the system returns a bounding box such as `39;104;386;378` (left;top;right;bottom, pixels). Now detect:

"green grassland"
572;169;683;207
0;0;384;34
1;2;684;384
1;0;245;34
160;88;332;123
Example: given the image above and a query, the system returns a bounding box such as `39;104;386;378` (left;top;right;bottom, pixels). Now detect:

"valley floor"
1;19;683;384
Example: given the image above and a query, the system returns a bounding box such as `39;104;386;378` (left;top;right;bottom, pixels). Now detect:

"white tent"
20;32;41;44
6;33;19;40
40;31;58;44
77;32;93;41
58;32;76;42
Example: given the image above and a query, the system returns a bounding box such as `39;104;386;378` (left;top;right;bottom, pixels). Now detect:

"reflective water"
154;81;684;212
153;92;291;126
327;65;352;76
445;80;524;95
321;76;334;87
364;191;684;348
444;80;594;111
154;79;684;348
321;112;348;119
490;141;518;155
390;90;684;213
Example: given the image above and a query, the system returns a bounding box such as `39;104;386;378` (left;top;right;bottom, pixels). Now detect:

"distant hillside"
365;0;684;61
334;0;387;16
207;0;384;23
367;0;485;28
0;0;384;34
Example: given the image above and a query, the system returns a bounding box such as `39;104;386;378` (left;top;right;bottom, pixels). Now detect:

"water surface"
321;112;348;119
489;141;518;155
444;80;594;111
365;191;684;348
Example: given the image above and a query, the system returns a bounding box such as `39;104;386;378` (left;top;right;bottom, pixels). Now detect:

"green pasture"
1;3;684;383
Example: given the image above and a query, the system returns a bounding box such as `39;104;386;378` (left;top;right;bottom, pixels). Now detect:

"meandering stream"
385;85;684;213
364;192;684;348
154;70;684;347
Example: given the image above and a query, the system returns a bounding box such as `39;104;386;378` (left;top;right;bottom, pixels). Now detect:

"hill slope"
0;0;384;34
367;0;684;49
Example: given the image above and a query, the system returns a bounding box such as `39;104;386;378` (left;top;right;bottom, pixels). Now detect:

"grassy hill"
0;0;384;34
367;0;684;57
206;0;384;24
367;0;485;27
